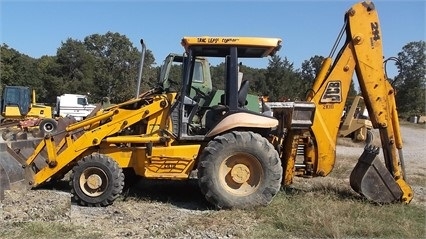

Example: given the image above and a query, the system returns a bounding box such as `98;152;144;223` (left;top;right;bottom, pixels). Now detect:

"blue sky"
1;0;425;77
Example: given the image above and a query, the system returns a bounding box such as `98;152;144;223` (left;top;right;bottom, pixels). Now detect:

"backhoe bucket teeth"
0;141;37;201
350;145;403;203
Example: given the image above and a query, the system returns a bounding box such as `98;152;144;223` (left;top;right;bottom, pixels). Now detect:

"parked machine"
339;95;373;144
55;94;97;121
0;1;413;207
0;85;57;139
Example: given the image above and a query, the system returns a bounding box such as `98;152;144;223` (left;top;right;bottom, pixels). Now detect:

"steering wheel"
191;85;208;99
168;78;179;86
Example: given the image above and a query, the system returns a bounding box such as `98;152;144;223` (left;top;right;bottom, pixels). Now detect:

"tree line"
1;31;424;116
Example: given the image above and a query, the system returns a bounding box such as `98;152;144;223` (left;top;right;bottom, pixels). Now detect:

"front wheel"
197;131;282;209
70;154;124;207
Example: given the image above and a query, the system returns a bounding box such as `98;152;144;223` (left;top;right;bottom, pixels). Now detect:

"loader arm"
301;1;412;203
20;93;175;186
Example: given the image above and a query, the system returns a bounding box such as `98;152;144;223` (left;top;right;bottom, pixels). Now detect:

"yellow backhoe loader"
0;1;413;207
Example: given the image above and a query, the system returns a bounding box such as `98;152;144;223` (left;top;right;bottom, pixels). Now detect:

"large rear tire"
70;154;124;207
197;131;282;209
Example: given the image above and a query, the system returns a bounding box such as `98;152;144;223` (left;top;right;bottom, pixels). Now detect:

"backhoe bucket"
350;145;402;203
0;142;33;200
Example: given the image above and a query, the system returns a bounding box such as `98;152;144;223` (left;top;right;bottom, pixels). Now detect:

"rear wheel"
39;118;58;134
197;131;282;209
70;154;124;206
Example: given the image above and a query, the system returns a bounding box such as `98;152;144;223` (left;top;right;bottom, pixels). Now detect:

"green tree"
262;55;301;101
0;44;44;101
298;55;325;99
36;55;64;103
56;38;95;95
83;32;155;103
394;41;426;115
210;63;225;90
239;64;266;96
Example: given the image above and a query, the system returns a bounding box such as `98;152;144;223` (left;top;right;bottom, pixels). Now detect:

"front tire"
197;131;282;209
70;154;124;207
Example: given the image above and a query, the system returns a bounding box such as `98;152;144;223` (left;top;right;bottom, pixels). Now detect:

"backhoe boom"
297;1;413;203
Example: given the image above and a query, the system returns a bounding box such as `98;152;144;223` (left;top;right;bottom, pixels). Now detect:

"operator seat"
238;80;249;107
203;80;251;132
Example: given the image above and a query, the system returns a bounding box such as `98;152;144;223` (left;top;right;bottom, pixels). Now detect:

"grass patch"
247;148;426;239
328;156;357;179
251;189;426;239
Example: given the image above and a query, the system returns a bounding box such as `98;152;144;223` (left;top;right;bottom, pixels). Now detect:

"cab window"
77;97;87;105
192;61;203;83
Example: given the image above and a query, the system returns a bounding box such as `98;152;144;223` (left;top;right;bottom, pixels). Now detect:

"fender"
206;112;278;138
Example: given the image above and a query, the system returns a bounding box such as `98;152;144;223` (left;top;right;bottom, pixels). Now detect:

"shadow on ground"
123;178;212;210
36;177;212;210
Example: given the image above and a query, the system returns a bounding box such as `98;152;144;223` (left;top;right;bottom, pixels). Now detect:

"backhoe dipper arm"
348;2;412;202
303;1;412;203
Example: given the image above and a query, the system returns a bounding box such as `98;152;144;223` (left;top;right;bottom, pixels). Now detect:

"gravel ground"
0;124;424;238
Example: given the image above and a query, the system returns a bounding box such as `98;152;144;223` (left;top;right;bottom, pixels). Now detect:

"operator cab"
169;36;282;141
1;86;31;116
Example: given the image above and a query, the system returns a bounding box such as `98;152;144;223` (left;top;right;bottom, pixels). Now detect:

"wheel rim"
43;123;54;132
79;167;109;197
219;152;263;196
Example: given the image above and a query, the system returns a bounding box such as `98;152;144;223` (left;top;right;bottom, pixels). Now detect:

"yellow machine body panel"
182;36;282;57
97;144;201;179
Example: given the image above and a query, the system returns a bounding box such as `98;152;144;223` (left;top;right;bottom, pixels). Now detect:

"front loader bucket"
350;145;402;203
0;140;41;201
0;117;76;201
0;142;31;200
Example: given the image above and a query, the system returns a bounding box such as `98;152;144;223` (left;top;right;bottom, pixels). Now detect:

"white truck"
55;94;97;121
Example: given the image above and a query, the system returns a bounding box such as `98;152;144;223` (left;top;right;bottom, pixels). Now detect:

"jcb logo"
371;22;380;41
320;81;342;103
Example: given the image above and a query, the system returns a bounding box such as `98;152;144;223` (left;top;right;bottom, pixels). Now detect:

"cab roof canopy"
181;36;282;58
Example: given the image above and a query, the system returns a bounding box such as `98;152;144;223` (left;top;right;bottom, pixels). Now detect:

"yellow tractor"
0;1;413;208
0;85;58;140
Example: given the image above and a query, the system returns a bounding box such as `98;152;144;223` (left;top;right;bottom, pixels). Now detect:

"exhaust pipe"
136;39;146;98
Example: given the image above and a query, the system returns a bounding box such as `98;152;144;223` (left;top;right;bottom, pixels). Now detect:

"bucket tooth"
350;145;403;203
